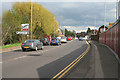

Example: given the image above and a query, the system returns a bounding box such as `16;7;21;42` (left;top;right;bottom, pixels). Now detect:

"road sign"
16;31;29;34
21;24;29;31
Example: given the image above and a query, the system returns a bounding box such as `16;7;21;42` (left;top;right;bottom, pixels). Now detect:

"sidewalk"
0;46;21;53
66;41;119;79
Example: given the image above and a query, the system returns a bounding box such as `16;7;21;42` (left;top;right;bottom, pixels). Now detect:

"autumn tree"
2;2;59;45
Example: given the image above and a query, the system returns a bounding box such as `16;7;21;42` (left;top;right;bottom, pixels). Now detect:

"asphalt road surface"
2;40;88;79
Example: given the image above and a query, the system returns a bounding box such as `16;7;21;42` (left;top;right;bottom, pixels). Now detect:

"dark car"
42;38;50;45
50;38;61;45
21;40;43;51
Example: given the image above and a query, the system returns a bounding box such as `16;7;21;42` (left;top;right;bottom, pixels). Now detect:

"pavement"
66;41;119;79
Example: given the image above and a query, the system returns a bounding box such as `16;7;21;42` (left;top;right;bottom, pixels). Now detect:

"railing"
99;18;120;59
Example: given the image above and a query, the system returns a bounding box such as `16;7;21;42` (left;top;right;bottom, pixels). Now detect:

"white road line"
0;62;2;64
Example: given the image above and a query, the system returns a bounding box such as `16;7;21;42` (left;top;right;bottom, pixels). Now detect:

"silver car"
21;40;43;51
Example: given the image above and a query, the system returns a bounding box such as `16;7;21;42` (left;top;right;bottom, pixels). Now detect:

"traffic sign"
21;24;29;31
16;31;29;34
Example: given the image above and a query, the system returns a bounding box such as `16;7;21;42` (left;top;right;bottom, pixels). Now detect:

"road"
2;39;88;79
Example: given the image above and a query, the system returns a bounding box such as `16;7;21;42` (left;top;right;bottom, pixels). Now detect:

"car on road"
61;36;67;43
21;40;43;51
79;37;84;41
50;38;61;45
40;38;50;45
67;37;71;41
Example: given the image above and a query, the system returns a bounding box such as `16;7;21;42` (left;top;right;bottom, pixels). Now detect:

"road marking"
51;41;90;80
0;62;2;64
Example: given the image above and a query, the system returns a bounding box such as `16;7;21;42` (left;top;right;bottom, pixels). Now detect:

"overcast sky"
1;0;118;32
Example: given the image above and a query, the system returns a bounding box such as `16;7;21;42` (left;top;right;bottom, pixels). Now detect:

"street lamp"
53;16;56;37
94;16;96;35
31;1;32;40
116;0;119;20
104;0;106;31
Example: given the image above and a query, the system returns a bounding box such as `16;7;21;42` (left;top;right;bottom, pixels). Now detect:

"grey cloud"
40;2;116;27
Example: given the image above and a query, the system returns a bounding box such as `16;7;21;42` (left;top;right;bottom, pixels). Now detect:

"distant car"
67;37;71;41
61;36;67;43
50;38;61;45
71;37;73;40
79;37;84;41
40;38;50;45
21;40;43;51
57;37;61;40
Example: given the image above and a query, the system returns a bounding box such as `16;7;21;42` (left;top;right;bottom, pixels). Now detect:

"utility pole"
31;1;32;40
54;16;55;37
116;0;119;20
94;16;96;35
104;0;106;31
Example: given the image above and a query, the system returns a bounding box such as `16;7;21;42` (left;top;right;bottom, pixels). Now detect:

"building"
91;29;98;35
98;25;108;33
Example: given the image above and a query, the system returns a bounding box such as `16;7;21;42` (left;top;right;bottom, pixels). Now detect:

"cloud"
1;0;117;2
40;2;116;27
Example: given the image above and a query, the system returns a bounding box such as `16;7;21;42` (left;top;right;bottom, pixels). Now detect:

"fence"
99;18;120;59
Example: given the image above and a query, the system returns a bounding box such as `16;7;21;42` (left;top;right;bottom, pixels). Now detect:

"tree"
2;2;59;45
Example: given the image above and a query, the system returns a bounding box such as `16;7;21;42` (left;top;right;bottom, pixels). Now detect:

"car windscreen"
61;37;66;39
52;38;57;41
44;38;48;41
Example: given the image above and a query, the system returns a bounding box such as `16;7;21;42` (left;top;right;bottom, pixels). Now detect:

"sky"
1;0;118;32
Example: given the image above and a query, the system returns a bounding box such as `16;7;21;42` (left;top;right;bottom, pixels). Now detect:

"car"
71;37;73;40
61;36;67;43
57;37;61;40
21;40;43;51
67;37;71;41
79;37;84;41
40;38;50;45
50;38;61;45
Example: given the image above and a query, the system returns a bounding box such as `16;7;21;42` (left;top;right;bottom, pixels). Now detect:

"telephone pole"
31;1;32;39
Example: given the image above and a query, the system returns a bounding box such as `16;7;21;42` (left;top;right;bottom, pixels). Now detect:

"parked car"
61;36;67;43
79;37;84;41
44;36;51;43
21;40;43;51
71;37;73;40
50;38;61;45
40;38;50;45
57;37;61;40
67;37;71;41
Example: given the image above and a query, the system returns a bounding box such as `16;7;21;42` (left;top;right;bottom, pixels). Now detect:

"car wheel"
35;46;38;51
22;48;26;52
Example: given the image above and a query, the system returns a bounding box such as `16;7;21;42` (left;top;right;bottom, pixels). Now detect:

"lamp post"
31;1;32;40
104;0;106;31
53;16;56;37
94;16;96;35
116;0;119;20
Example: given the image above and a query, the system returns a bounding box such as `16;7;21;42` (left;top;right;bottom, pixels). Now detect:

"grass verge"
0;43;21;49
